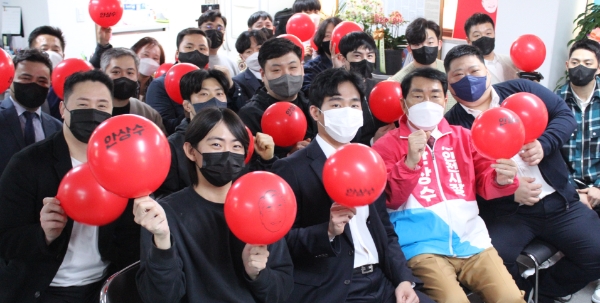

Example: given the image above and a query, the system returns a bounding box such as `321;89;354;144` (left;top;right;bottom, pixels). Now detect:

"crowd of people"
1;1;600;303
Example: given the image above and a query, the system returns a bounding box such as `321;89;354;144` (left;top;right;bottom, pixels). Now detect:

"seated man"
233;30;268;107
0;49;61;176
389;18;456;113
444;44;600;302
464;13;519;84
100;47;166;134
372;67;524;303
272;67;434;303
555;38;600;302
238;37;316;158
197;10;239;76
0;70;140;303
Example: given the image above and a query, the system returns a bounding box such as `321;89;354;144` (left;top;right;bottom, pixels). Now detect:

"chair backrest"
99;261;144;303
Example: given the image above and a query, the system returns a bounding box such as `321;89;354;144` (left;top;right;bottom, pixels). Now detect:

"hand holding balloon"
520;140;544;166
96;25;112;46
242;244;269;280
40;197;67;245
133;196;171;250
328;202;356;239
254;132;275;161
406;130;429;169
491;159;518;185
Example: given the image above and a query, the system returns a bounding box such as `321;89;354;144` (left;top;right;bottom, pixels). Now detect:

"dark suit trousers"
39;280;103;303
346;267;433;303
480;192;600;297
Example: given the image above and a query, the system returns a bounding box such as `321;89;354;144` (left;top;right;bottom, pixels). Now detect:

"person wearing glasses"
197;10;240;77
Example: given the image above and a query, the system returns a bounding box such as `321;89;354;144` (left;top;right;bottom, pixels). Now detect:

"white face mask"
44;50;63;69
319;107;363;143
407;101;444;131
138;58;160;77
245;52;262;78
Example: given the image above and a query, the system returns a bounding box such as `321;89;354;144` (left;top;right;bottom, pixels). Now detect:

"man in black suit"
0;49;61;176
233;30;268;108
0;70;140;303
272;68;433;303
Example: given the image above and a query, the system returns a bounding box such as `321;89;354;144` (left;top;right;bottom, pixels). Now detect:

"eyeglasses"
201;24;224;32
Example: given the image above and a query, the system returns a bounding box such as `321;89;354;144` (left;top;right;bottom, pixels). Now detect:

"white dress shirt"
485;54;506;83
50;158;110;287
11;97;45;143
461;89;555;198
315;134;380;268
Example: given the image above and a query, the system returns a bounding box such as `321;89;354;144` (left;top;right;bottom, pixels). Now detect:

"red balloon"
286;13;316;42
323;144;387;207
261;102;307;147
89;0;124;27
500;92;548;143
56;163;128;226
277;34;305;61
369;81;404;123
87;114;171;198
153;62;173;78
245;126;254;164
510;34;546;72
52;58;94;99
471;107;525;159
0;48;14;92
164;63;199;104
225;171;297;245
331;21;363;55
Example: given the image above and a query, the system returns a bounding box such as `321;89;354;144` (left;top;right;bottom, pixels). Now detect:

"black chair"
99;261;143;303
519;239;559;303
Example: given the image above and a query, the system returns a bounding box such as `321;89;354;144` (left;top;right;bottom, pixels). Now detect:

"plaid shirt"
556;78;600;187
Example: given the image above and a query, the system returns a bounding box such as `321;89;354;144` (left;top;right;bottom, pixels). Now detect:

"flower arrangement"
373;10;409;50
589;27;600;43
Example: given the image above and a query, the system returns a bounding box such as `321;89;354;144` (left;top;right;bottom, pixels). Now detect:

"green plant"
570;3;600;46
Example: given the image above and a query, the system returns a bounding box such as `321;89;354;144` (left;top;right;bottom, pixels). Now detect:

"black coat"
0;131;140;303
271;140;420;303
232;68;263;109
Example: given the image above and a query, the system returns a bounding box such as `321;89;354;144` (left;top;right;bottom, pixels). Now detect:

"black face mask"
411;46;438;65
113;77;138;100
349;59;374;79
178;50;210;69
261;27;274;39
65;108;112;143
13;82;49;109
320;41;331;56
472;36;495;56
195;150;245;187
569;65;598;87
192;97;227;114
205;29;224;49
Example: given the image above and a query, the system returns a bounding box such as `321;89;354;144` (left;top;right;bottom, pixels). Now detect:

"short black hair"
464;13;495;37
309;67;365;108
292;0;321;13
247;11;273;28
131;37;166;65
180;69;230;101
235;30;268;54
185;107;249;186
258;38;302;69
313;17;342;56
176;28;210;49
443;44;484;72
13;48;53;74
197;9;227;28
28;26;66;51
63;70;114;103
570;38;600;63
405;18;441;45
339;31;376;58
401;67;448;99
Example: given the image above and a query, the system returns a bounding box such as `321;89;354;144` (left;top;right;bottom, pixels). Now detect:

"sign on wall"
453;0;497;40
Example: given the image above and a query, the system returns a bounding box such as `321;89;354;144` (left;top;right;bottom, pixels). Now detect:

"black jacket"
271;140;420;303
445;79;579;213
0;131;140;303
232;68;263;110
238;88;317;158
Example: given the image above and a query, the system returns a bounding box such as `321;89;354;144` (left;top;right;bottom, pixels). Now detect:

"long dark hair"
184;108;250;185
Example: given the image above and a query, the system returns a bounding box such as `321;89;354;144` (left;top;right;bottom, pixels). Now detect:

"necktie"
23;111;36;146
427;135;435;149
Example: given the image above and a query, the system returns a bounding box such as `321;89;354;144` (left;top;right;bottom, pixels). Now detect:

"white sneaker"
592;280;600;303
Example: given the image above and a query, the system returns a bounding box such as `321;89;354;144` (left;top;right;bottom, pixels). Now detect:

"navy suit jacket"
232;68;262;109
0;98;62;176
271;140;420;303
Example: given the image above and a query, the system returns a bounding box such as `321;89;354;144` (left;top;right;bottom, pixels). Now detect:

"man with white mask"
28;26;66;120
233;30;268;109
372;67;525;303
